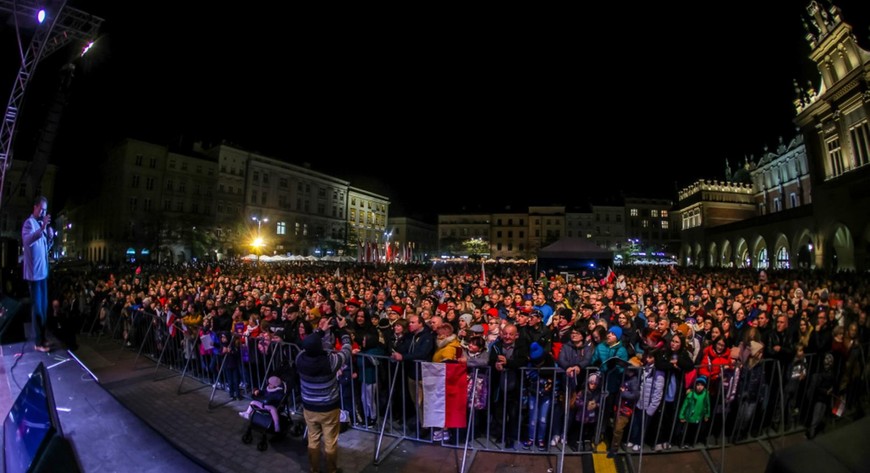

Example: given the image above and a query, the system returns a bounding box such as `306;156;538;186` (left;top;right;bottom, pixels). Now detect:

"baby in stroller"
240;375;287;449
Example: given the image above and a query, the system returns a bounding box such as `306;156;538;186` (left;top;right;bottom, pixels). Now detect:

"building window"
661;210;668;218
135;155;143;166
129;197;137;211
169;160;176;169
165;179;173;191
149;157;156;168
642;220;649;228
146;177;154;191
850;121;870;167
790;192;798;208
253;171;259;183
251;191;257;204
776;246;790;269
261;192;267;205
303;224;308;236
131;175;140;188
650;210;658;218
757;248;769;269
826;136;845;178
178;181;186;193
630;208;638;216
295;222;300;235
497;243;502;251
262;174;269;185
519;231;524;238
497;231;502;238
164;200;171;211
661;220;669;229
176;201;183;212
774;197;782;212
277;221;286;235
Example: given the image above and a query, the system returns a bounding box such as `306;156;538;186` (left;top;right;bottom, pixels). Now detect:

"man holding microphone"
22;195;54;353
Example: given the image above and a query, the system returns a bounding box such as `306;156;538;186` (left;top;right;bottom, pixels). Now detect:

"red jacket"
699;344;731;381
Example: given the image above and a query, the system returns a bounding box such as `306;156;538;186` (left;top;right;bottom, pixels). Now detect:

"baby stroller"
241;376;292;451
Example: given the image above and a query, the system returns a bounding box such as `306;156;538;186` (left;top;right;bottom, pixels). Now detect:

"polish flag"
167;312;177;338
599;267;616;286
422;362;468;429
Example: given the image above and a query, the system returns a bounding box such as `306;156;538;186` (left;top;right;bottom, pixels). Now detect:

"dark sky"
4;2;869;219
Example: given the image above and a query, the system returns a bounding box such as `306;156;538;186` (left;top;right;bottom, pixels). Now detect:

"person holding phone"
22;195;54;353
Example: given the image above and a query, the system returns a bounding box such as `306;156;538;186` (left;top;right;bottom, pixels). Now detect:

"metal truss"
0;0;103;209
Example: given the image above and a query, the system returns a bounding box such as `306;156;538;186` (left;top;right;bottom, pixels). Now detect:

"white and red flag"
167;311;177;338
422;362;468;429
599;267;616;286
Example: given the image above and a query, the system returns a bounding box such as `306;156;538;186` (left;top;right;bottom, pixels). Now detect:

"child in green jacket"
677;375;711;449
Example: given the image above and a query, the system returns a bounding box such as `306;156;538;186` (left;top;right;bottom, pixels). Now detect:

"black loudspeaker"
0;296;25;344
28;434;82;473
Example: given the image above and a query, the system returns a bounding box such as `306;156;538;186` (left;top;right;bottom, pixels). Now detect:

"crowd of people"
49;261;869;456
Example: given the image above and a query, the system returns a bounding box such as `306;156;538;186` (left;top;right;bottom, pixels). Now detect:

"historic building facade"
678;2;870;271
70;139;388;262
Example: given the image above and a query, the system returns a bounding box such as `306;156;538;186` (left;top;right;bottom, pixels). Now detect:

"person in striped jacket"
296;316;352;473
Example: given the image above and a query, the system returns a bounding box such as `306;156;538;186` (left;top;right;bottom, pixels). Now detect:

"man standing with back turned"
296;315;352;473
22;196;53;353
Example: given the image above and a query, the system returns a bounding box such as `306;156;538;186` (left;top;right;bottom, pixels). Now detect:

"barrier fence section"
82;313;867;473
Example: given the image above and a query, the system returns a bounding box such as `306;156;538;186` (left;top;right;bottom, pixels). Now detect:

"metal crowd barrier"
84;320;866;473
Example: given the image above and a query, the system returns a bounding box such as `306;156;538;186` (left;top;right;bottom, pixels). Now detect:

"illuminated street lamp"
252;237;265;263
252;216;268;236
384;231;392;263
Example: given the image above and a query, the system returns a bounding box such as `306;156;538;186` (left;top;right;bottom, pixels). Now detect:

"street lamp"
384;231;392;263
252;216;268;236
251;216;268;263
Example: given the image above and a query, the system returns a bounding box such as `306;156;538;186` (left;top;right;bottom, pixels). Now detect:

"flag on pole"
135;266;142;275
599;267;615;286
422;362;468;428
335;266;340;278
167;311;177;338
481;260;486;285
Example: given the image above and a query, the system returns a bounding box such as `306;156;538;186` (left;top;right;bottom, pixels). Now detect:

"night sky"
3;2;869;219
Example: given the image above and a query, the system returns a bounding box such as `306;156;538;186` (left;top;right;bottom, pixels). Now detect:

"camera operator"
296;314;351;473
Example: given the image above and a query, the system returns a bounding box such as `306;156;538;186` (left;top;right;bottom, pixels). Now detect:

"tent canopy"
538;238;613;260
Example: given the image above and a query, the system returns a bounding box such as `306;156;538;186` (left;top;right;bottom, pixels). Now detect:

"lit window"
630;208;638;216
277;221;286;235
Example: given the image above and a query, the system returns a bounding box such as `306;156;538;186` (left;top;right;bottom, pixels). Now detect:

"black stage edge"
1;344;209;473
0;297;25;345
766;416;870;473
